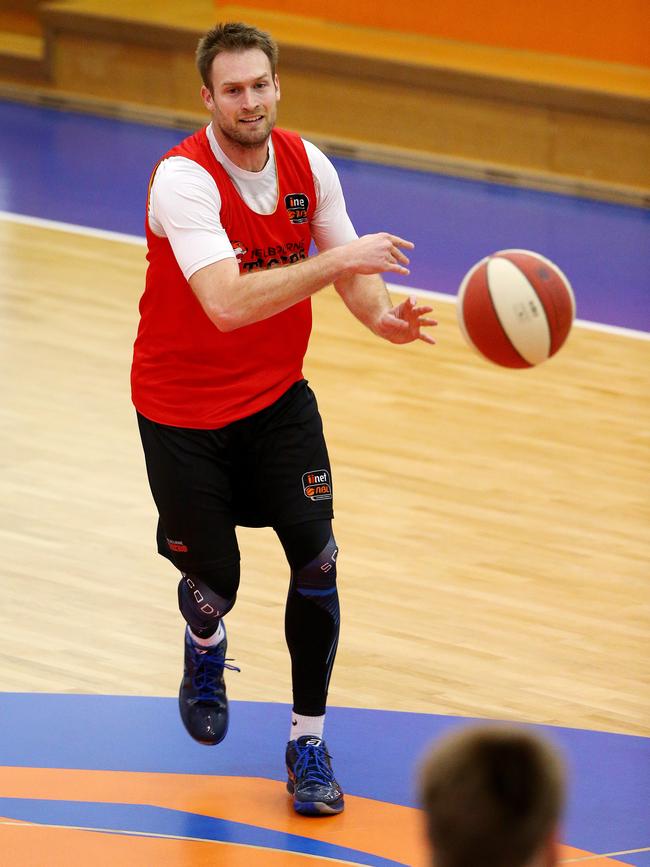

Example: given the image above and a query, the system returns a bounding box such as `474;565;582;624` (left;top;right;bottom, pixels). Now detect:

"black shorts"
137;380;334;572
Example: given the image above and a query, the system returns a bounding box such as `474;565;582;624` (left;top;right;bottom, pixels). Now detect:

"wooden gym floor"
0;101;648;864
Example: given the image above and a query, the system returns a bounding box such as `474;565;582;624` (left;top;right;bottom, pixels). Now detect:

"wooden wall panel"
551;112;650;187
52;35;199;111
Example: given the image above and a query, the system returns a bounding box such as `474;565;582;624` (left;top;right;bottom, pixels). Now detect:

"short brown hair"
419;726;565;867
196;22;279;91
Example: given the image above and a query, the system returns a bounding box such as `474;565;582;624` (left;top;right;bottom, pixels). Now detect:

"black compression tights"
183;520;340;717
276;519;340;717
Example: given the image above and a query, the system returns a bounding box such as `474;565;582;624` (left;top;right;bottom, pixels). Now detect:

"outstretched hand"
347;233;414;276
375;295;437;345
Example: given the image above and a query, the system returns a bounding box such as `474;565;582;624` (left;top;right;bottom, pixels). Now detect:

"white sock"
189;621;225;648
290;712;325;741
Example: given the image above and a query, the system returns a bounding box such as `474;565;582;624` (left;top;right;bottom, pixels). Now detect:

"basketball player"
419;725;565;866
131;22;436;816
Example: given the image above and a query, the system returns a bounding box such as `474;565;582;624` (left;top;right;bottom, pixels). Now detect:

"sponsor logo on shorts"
302;469;332;501
284;192;309;224
167;538;188;553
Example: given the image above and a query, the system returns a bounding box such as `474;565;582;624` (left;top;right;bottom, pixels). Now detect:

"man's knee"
291;533;339;612
178;564;239;634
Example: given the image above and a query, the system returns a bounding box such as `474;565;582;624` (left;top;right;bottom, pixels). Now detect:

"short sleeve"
302;140;359;252
148;156;236;280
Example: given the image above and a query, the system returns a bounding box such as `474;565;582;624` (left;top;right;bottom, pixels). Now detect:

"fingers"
395;296;416;316
353;232;415;275
386;261;410;275
391;246;411;267
387;234;415;250
401;298;435;316
381;234;413;274
387;297;438;345
387;244;411;274
398;298;437;327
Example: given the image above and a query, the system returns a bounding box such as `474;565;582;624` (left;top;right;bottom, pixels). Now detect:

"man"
131;21;436;817
419;725;565;866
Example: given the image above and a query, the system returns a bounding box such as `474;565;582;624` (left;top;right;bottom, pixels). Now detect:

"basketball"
457;249;575;368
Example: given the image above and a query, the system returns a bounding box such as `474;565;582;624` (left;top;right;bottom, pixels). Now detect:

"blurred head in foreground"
419;725;565;867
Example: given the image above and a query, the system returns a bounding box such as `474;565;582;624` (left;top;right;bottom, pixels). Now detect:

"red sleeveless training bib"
131;127;316;428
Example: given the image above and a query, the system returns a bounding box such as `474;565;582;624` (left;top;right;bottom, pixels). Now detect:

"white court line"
386;284;650;342
560;846;650;863
0;209;145;247
1;818;645;865
1;210;647;341
0;818;378;865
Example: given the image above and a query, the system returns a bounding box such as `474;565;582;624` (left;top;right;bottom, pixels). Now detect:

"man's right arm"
189;233;413;332
150;153;413;332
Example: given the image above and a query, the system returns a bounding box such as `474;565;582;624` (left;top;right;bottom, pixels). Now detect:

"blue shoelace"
293;741;335;787
190;643;240;701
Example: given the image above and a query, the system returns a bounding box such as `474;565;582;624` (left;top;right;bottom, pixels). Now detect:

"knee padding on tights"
291;533;339;617
178;571;237;635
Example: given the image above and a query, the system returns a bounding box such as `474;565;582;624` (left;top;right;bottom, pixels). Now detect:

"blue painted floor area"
340;160;650;331
0;798;404;867
623;856;650;867
1;693;648;858
1;100;648;330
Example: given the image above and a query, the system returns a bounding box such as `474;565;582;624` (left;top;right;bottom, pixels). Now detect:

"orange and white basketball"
457;249;575;368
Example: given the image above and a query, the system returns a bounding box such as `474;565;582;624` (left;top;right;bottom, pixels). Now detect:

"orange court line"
0;767;633;867
0;822;358;866
0;766;428;865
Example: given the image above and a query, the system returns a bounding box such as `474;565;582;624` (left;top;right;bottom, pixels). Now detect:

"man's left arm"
334;273;437;345
305;141;436;346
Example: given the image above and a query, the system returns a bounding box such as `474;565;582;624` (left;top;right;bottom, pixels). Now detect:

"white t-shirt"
148;124;358;280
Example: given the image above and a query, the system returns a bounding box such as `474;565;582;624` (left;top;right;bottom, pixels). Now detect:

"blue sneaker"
179;625;239;745
286;736;344;815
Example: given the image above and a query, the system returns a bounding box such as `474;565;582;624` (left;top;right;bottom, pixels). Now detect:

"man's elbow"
207;304;241;332
200;284;242;331
190;264;243;331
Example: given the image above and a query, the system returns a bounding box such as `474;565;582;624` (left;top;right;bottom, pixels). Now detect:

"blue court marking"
1;99;648;330
1;693;648;860
0;798;407;866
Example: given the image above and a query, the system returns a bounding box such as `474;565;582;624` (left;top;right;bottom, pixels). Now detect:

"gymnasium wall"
226;0;649;67
0;0;647;200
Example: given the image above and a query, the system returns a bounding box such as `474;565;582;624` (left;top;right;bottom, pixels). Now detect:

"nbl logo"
285;192;309;224
302;469;332;501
